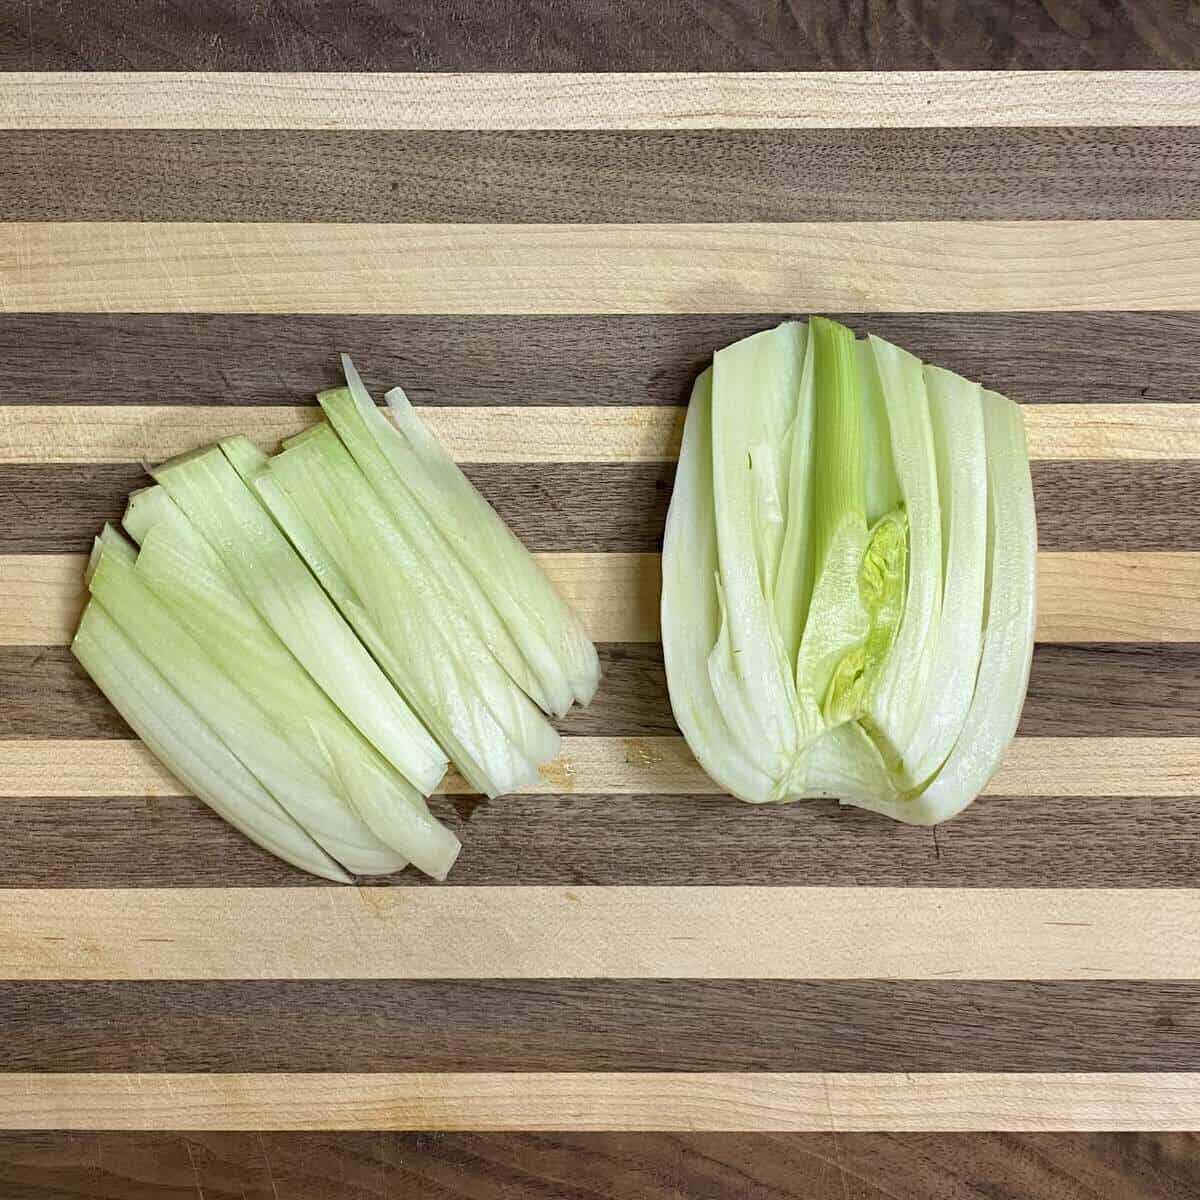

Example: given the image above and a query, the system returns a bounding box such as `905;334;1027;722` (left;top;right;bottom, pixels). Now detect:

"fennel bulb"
662;318;1037;824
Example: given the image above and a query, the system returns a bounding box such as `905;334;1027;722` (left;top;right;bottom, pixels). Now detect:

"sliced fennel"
245;423;560;798
73;355;601;882
122;488;460;879
87;527;412;876
323;355;599;717
72;598;352;883
152;444;448;797
662;317;1037;825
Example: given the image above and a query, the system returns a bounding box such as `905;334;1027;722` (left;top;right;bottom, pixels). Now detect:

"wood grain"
10;643;1197;742
3;313;1196;408
4;735;1195;800
5;72;1200;130
4;4;1200;1185
5;222;1200;314
0;463;674;554
7;980;1200;1073
11;128;1200;223
5;461;1194;554
5;0;1195;71
1027;462;1200;552
0;405;675;465
5;552;1196;646
6;403;1195;463
1034;553;1200;643
0;555;84;646
0;643;680;741
0;1131;1196;1200
2;28;1199;1180
0;887;1195;980
2;1072;1199;1131
1020;643;1200;737
0;550;665;644
5;793;1200;889
9;0;1200;72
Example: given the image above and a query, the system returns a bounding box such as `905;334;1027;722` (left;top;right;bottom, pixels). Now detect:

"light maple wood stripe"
2;72;1198;130
1;1072;1197;1132
4;552;1195;647
1020;404;1200;461
2;736;1194;800
0;888;1195;980
4;223;1200;314
3;404;1196;465
1034;552;1200;643
0;551;660;646
0;555;86;647
0;405;678;465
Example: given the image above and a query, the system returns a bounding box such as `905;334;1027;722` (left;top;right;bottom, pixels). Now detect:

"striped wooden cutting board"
3;3;1200;1196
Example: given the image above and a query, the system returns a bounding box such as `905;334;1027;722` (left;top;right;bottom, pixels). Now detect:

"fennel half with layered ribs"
661;317;1036;824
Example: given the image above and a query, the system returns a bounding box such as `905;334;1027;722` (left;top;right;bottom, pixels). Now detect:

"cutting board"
2;4;1200;1197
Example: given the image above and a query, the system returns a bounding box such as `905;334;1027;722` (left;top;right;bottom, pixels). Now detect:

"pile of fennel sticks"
662;318;1037;824
74;357;600;882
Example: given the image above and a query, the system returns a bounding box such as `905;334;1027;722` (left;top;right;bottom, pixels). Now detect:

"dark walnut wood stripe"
7;643;1198;742
0;464;669;554
4;980;1198;1073
7;128;1200;222
4;0;1195;70
0;644;675;741
1;461;1192;554
2;792;1198;888
1;313;1194;408
1027;462;1200;552
0;1131;1195;1200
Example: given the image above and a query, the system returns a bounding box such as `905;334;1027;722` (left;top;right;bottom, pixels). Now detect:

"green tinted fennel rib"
151;444;447;797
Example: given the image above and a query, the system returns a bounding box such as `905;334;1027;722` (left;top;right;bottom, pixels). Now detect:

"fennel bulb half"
662;318;1037;825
